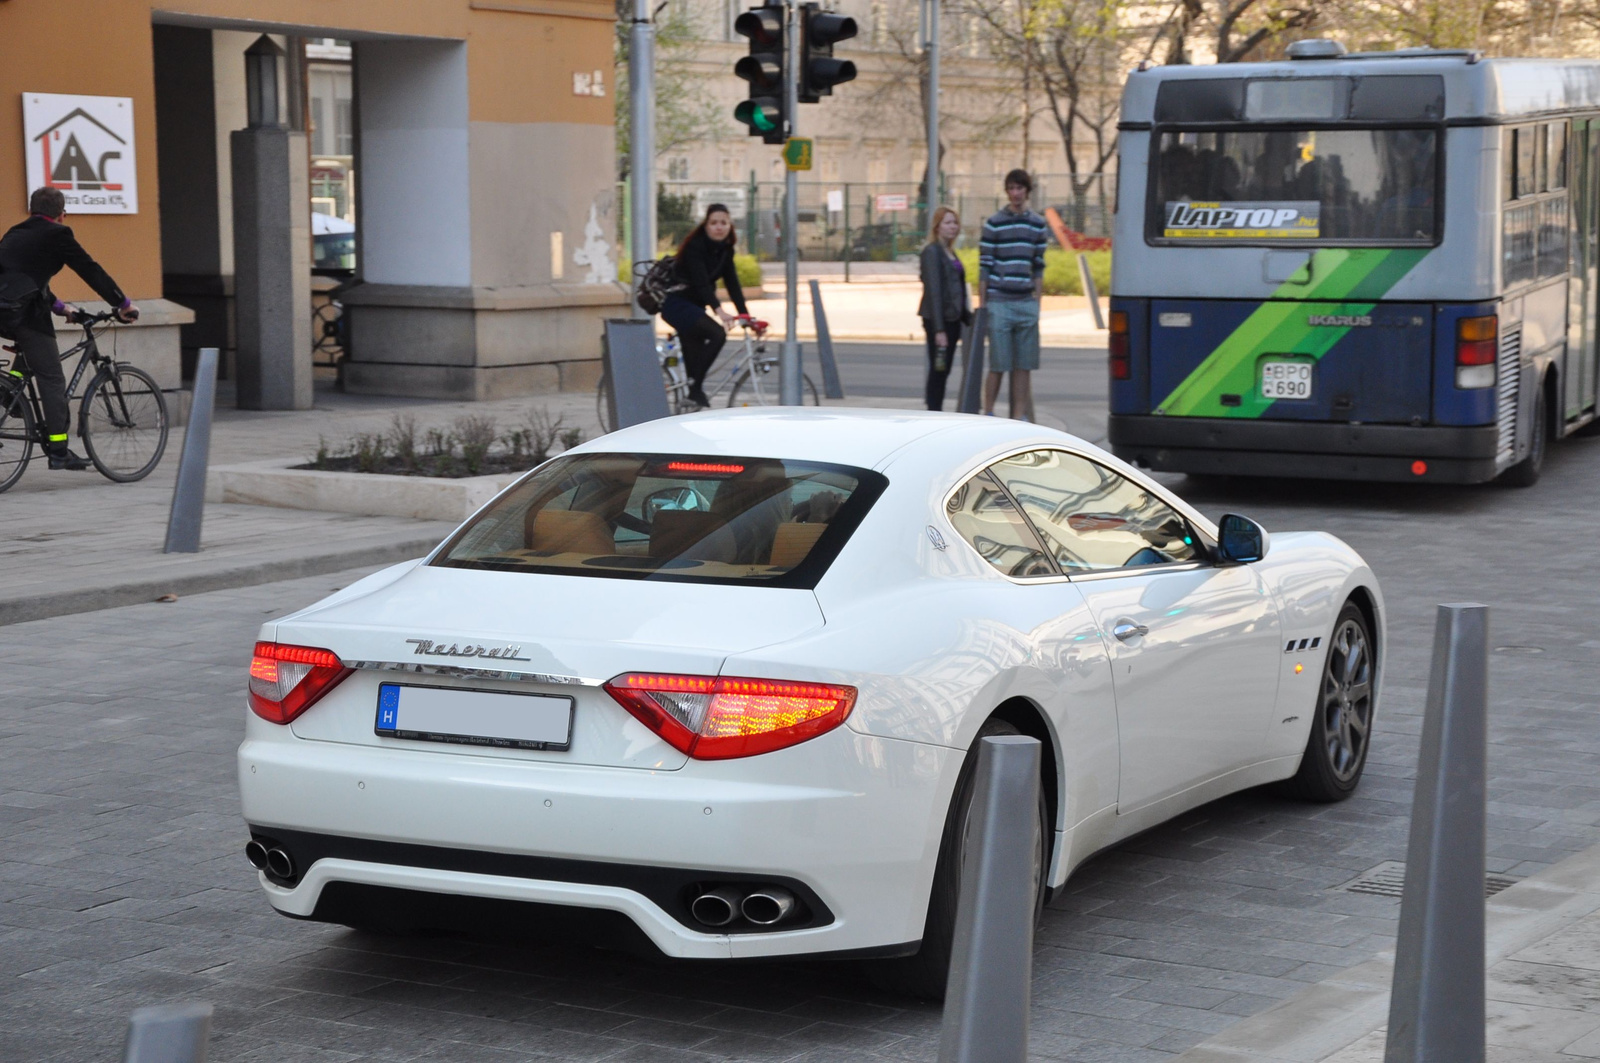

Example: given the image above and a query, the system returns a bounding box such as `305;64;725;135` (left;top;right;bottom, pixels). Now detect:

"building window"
719;156;742;182
868;158;888;184
821;155;841;181
666;156;691;181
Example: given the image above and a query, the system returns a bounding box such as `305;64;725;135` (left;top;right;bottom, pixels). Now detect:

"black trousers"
12;326;69;448
924;317;963;412
678;313;728;390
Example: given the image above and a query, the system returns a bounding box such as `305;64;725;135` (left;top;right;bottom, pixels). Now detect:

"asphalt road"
4;373;1600;1061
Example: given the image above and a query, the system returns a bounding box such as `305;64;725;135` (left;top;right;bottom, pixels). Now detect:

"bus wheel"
1499;377;1549;488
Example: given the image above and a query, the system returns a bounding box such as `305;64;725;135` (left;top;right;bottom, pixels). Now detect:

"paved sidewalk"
1176;840;1600;1062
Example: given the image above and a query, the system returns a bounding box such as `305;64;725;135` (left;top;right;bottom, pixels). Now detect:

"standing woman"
662;204;749;408
918;206;971;411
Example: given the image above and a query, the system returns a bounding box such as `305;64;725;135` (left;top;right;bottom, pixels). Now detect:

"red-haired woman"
661;204;749;408
918;205;970;411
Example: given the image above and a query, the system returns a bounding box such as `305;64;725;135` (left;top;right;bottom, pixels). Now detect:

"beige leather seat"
650;511;735;561
768;522;827;568
525;509;614;554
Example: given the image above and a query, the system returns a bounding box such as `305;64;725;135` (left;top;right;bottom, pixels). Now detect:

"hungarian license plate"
375;683;573;750
1260;360;1313;400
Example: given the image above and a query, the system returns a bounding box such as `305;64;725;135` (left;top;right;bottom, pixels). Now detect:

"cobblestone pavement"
3;416;1600;1061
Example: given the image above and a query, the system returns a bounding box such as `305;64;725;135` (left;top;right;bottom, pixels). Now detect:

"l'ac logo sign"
22;93;139;214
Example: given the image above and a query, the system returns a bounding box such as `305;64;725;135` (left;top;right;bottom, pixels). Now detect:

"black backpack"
633;256;685;316
0;268;40;340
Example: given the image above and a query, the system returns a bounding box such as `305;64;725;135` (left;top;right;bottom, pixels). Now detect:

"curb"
0;535;442;628
1171;840;1600;1062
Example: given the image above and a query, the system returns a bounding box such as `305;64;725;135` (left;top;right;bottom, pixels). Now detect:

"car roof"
569;407;1091;470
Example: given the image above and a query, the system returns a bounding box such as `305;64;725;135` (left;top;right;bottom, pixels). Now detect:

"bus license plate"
1260;361;1313;400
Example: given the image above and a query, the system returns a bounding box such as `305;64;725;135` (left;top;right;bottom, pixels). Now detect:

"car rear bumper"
237;720;954;959
1108;416;1500;483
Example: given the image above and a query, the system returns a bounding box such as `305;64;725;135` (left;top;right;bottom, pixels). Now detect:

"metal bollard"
163;347;219;554
1384;603;1489;1063
957;307;988;414
808;278;846;399
938;734;1041;1063
1077;252;1105;330
123;1001;212;1063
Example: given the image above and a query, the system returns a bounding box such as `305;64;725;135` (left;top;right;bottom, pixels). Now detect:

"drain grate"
1336;861;1520;899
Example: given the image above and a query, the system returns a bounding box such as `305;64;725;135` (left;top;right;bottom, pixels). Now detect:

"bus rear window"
432;453;886;588
1152;128;1438;245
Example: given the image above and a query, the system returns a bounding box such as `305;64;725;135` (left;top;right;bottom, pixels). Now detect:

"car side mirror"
1217;513;1270;563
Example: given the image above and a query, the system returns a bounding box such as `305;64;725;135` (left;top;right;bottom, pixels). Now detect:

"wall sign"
22;93;138;214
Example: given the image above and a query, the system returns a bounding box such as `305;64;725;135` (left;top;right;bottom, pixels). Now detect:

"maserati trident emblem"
405;639;532;662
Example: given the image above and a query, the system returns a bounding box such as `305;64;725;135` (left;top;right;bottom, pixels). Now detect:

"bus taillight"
1455;315;1497;389
1109;311;1131;380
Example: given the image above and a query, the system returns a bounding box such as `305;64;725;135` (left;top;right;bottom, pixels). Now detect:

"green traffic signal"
735;4;787;144
735;98;782;138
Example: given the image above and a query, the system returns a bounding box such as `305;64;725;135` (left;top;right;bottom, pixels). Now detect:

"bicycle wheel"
597;362;688;433
0;383;36;493
81;364;168;482
727;368;820;408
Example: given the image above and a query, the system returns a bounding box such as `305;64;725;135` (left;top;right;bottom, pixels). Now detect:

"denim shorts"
986;298;1041;372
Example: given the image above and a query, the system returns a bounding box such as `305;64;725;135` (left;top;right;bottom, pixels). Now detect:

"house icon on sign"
32;108;126;192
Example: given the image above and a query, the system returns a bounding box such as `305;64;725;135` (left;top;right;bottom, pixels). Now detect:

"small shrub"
501;427;531;465
310;437;331;470
454;414;498;476
389;414;419;473
731;254;763;291
522;407;568;466
352;432;387;474
558;426;584;452
424;426;453;458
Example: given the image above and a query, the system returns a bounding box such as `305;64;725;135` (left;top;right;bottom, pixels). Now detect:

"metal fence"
631;173;1114;264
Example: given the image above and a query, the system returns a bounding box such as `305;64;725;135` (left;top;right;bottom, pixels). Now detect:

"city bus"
1107;41;1600;485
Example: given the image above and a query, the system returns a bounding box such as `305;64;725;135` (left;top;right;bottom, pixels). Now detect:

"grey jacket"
918;242;970;325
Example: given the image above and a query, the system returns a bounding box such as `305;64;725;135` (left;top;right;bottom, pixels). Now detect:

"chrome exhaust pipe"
740;887;795;926
265;847;295;880
244;840;269;870
689;887;742;927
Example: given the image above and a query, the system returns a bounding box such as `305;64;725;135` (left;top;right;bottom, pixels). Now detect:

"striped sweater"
977;207;1048;301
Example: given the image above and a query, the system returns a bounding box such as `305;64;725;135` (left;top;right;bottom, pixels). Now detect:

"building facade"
1;0;628;404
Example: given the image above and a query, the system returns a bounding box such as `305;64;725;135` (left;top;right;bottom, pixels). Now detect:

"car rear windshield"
432;453;887;588
1151;127;1438;245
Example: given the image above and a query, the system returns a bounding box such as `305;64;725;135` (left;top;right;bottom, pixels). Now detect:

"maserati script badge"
405;639;532;662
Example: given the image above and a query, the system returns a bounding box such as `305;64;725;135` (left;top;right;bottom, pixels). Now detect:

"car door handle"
1112;620;1149;642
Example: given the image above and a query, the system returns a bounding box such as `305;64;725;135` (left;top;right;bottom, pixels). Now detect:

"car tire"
1279;602;1375;803
865;717;1049;1000
1498;377;1549;487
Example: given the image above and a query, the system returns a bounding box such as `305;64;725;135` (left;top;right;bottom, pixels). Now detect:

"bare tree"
1164;0;1321;63
614;0;727;178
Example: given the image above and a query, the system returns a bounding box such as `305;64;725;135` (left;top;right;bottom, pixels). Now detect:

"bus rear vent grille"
1335;860;1520;899
1496;327;1522;463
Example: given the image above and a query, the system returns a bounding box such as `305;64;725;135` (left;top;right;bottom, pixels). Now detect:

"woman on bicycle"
918;205;970;412
661;204;748;409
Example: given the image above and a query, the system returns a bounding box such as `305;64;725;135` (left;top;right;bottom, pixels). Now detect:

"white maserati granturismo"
238;408;1381;996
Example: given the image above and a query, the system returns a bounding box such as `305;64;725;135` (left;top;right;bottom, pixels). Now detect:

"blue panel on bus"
1431;302;1499;425
1109;297;1149;415
1148;299;1434;424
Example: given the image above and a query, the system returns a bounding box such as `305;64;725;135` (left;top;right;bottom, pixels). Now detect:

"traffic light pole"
780;0;802;405
925;0;940;217
629;0;656;319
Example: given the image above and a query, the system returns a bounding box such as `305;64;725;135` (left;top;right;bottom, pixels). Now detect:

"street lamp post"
629;0;656;318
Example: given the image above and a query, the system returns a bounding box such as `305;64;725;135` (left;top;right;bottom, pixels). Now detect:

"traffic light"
734;5;786;145
799;3;856;104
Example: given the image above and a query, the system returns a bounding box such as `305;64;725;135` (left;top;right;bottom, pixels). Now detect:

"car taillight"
1455;314;1497;389
248;642;352;724
1108;310;1130;380
603;673;857;759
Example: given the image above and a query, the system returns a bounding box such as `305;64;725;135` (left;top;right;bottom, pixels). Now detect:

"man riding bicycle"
0;187;139;470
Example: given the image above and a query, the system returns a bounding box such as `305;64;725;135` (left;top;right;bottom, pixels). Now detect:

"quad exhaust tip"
690;884;799;928
740;887;795;926
245;840;295;881
689;887;742;927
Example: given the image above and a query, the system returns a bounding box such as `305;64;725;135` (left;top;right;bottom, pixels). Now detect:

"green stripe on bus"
1154;248;1429;419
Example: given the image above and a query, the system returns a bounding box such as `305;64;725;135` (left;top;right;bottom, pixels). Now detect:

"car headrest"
650;511;734;561
526;509;613;555
768;521;827;568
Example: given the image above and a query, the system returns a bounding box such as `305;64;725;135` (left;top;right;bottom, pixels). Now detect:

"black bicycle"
0;311;169;491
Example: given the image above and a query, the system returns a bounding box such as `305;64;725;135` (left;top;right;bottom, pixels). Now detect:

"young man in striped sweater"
977;169;1048;420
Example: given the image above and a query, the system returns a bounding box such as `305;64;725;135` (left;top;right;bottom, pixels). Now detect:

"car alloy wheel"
1321;615;1373;784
